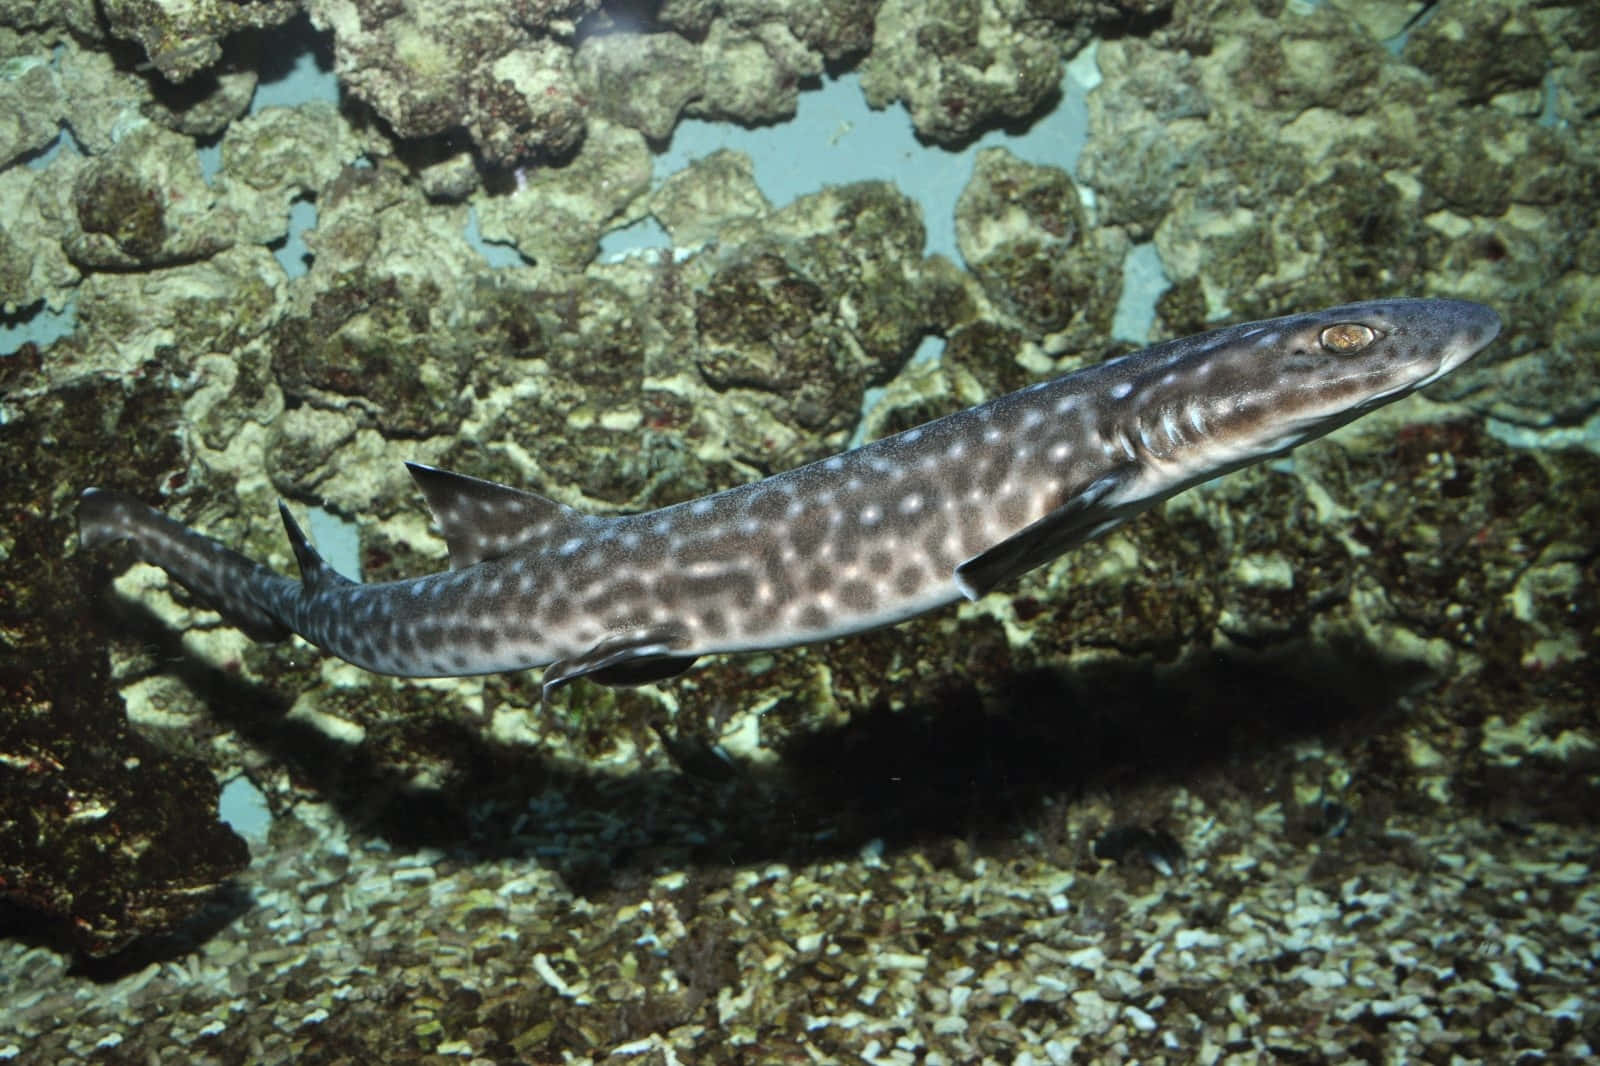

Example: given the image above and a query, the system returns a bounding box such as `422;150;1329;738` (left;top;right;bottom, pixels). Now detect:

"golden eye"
1320;323;1377;353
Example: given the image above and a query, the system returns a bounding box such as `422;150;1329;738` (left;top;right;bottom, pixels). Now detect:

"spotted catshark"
80;298;1500;697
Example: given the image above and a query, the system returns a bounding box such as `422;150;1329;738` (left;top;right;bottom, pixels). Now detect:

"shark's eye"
1320;323;1378;353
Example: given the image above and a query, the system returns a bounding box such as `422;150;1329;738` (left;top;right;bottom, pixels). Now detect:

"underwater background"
1;0;1596;1062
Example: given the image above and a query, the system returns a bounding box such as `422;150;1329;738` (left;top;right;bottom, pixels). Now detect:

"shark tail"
79;488;294;642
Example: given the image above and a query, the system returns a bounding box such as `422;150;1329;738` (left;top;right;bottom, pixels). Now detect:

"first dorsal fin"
278;502;353;593
404;462;594;569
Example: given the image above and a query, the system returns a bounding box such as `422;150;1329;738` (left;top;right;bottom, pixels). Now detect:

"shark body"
81;298;1500;696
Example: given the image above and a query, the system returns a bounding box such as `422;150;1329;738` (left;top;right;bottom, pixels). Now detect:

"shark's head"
1123;298;1501;476
1269;297;1501;407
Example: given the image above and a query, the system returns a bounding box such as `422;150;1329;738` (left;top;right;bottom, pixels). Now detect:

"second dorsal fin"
405;462;594;569
278;501;353;594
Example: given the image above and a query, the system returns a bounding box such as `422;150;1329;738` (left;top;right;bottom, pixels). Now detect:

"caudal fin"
79;488;294;642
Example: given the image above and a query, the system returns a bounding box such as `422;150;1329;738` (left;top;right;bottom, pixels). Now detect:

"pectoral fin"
953;467;1138;599
541;625;698;698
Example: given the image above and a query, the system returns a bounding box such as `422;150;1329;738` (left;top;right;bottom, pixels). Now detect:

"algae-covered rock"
860;0;1063;146
474;118;653;269
1075;39;1211;239
573;32;704;143
647;148;770;247
304;0;594;165
0;153;80;315
693;181;939;457
657;0;876;63
71;246;283;373
218;102;369;242
954;147;1120;336
97;0;298;82
1402;0;1549;105
67;123;237;269
0;49;63;167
